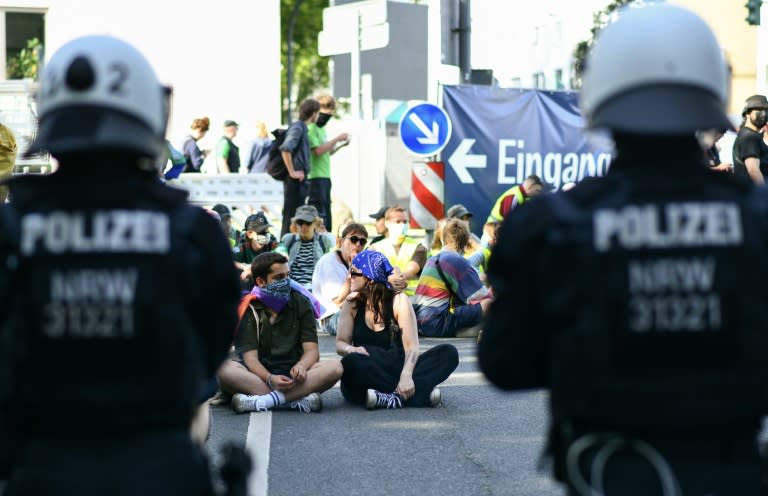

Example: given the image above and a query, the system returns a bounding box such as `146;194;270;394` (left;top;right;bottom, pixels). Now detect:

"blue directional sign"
399;102;452;157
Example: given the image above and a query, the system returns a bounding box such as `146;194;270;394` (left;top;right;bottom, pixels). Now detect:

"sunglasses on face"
349;270;364;278
296;220;312;226
346;235;368;247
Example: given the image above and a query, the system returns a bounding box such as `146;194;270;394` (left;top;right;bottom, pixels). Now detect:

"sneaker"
430;387;442;407
365;389;403;410
288;392;322;413
231;393;269;414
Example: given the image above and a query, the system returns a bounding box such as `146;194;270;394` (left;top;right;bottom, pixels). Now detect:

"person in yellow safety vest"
0;122;17;203
485;174;545;224
368;205;427;297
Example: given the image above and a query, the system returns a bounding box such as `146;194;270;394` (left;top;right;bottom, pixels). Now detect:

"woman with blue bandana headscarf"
335;250;459;409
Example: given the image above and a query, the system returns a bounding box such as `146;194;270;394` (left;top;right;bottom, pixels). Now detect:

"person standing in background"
216;120;240;174
733;94;768;184
181;116;210;173
246;121;273;173
279;98;319;237
307;95;349;232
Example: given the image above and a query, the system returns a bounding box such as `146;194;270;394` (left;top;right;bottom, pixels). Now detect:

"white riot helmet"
25;35;169;159
580;3;732;134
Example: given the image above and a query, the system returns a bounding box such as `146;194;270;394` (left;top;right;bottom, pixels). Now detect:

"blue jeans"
321;312;339;336
420;303;483;337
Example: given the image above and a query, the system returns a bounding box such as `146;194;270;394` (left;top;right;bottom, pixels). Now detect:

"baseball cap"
244;212;272;233
446;204;472;219
294;205;319;223
368;206;389;221
211;203;231;219
224;119;239;128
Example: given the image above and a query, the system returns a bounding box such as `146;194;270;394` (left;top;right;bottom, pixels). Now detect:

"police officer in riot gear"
479;4;768;495
0;35;240;495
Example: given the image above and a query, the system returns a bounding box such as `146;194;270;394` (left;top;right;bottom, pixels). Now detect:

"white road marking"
245;411;272;496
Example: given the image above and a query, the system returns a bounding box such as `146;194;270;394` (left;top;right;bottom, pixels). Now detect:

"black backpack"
266;128;289;181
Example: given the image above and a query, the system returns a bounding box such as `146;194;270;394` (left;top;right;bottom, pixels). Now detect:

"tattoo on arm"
405;351;418;366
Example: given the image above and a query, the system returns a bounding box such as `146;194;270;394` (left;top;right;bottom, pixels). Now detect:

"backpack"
266;128;289;181
285;233;330;254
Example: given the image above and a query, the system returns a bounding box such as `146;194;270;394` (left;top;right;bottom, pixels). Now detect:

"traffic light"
747;0;762;25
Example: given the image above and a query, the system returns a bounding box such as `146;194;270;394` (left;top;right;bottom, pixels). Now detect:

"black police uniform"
0;167;240;495
478;137;768;495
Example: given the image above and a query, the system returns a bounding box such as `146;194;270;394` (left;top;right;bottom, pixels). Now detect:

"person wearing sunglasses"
335;251;458;409
277;205;336;291
312;223;369;335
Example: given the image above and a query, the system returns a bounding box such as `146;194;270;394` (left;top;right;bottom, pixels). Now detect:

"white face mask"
385;222;407;243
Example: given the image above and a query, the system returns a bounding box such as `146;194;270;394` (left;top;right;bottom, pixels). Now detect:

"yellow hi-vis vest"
486;185;525;224
370;236;421;296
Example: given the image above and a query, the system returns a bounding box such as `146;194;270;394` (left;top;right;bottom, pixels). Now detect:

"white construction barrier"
167;173;283;206
167;173;284;229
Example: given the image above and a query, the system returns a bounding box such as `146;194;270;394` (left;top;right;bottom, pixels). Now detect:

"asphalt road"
206;335;565;496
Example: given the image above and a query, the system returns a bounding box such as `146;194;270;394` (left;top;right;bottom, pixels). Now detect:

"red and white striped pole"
410;161;444;230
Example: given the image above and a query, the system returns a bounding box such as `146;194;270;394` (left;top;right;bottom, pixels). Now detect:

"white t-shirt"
312;250;348;319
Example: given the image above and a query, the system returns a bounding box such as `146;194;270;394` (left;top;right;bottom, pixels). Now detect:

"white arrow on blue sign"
398;103;452;157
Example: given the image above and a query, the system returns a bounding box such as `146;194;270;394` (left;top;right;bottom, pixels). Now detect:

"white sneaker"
430;387;442;407
365;389;403;409
231;393;269;414
288;392;322;413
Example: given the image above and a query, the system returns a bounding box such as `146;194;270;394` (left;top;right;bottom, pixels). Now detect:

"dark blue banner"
440;85;612;231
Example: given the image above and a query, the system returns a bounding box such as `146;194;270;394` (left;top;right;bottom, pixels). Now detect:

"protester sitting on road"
312;222;369;336
313;223;408;336
467;221;499;282
368;206;427;297
234;211;279;283
335;250;458;409
431;207;488;276
446;203;482;252
412;219;492;337
368;205;389;245
212;203;240;248
428;217;448;257
217;252;342;413
277;205;336;290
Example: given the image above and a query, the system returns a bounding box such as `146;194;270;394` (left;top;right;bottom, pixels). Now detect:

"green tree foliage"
571;0;634;88
281;0;329;121
7;37;42;80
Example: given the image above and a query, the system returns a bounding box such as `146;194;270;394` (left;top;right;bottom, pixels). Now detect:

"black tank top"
352;302;401;350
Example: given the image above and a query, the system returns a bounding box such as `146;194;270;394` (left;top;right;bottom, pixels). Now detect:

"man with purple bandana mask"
335;251;459;409
218;252;343;413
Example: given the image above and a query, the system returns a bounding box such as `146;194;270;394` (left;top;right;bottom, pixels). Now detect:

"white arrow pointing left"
409;113;439;145
447;138;487;184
